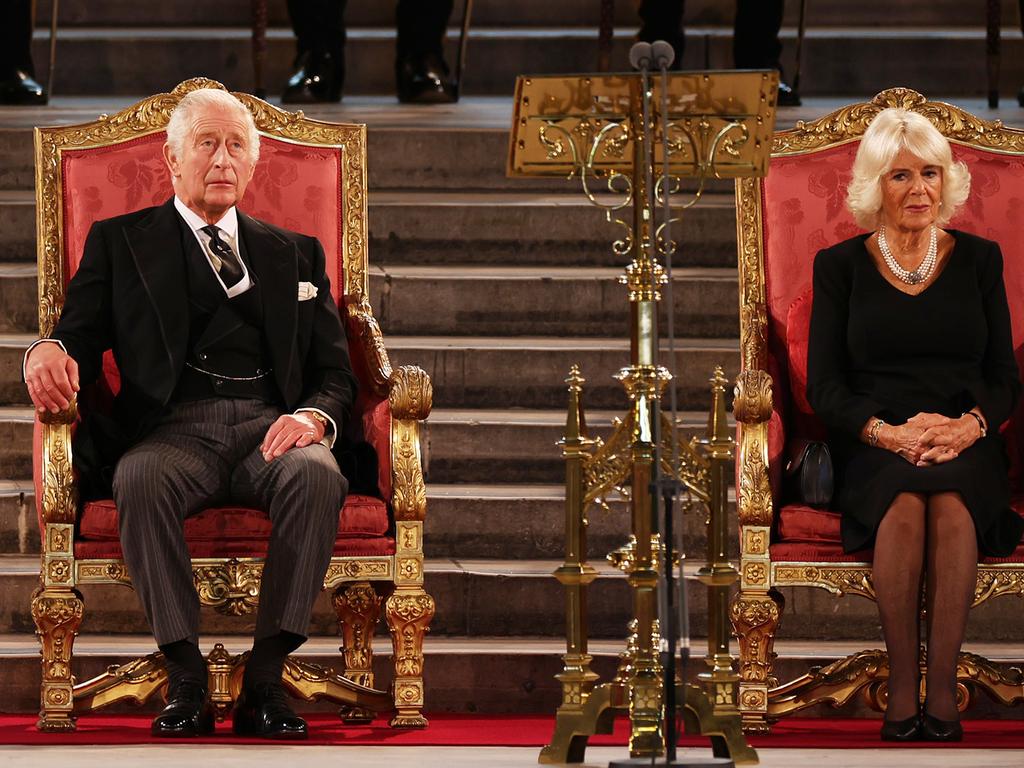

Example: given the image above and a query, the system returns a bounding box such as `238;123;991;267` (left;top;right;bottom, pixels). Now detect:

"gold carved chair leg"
385;585;436;728
730;588;785;732
32;587;84;732
333;581;383;723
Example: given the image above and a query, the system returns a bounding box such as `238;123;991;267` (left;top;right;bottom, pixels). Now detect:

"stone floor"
0;745;1022;768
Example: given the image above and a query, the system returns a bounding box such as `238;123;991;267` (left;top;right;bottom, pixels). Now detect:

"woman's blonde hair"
845;108;970;230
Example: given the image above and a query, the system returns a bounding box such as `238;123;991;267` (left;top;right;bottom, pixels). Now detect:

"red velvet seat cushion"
75;494;393;558
775;499;1024;564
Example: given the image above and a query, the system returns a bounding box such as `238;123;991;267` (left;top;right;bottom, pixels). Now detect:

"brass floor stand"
508;69;778;766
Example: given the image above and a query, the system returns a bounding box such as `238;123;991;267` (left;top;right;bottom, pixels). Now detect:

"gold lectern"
508;70;778;765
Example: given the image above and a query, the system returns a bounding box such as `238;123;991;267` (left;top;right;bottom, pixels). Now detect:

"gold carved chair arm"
346;299;393;399
38;397;79;528
733;369;774;529
388;366;432;522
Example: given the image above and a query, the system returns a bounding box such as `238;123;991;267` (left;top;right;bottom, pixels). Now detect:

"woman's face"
879;148;943;232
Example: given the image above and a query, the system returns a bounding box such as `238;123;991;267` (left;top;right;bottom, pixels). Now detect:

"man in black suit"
23;88;357;739
0;0;46;104
283;0;456;104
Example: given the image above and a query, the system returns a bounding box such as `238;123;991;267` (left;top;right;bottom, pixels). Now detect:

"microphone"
629;41;653;71
651;40;675;71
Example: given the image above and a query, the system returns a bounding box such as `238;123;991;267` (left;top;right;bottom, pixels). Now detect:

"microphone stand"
609;41;733;768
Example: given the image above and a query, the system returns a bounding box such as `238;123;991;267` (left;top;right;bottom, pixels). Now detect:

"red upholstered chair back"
760;126;1024;500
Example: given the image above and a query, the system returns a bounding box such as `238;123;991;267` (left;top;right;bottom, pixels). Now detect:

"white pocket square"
297;281;318;301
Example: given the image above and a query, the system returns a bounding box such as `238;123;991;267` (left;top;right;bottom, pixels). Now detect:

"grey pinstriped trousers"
111;397;347;646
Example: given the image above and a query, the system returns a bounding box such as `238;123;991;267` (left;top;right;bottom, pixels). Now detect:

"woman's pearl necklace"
877;225;938;285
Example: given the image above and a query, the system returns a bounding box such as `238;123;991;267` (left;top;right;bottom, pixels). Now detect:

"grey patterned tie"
200;225;244;287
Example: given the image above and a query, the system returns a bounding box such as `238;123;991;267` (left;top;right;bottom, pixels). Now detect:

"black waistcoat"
172;218;281;404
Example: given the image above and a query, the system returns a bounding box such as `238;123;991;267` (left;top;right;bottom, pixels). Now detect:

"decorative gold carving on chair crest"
774;87;1024;156
193;559;262;615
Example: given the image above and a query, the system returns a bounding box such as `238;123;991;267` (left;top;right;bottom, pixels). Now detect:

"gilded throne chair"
731;87;1024;731
31;78;434;731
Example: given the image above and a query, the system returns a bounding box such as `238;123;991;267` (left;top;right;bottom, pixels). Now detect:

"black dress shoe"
921;711;963;742
151;679;215;737
282;51;344;104
879;714;921;742
777;81;801;107
396;52;457;104
233;681;308;740
0;70;47;106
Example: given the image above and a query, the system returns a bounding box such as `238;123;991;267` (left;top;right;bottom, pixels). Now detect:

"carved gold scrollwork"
385;588;435;728
773;565;875;601
348;301;393;395
733;370;773;425
322;559;391;587
729;592;784;686
193;559;262;616
32;588;84;731
333;582;383;722
41;425;77;526
973;567;1024;607
77;561;132;585
390;365;433;420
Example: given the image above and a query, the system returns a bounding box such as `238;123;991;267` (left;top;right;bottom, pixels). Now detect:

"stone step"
421;407;729;485
1;478;736;560
27;27;1024;98
0;554;695;638
0;407;33;479
0;481;35;556
4;634;1023;717
0;264;36;335
369;265;738;339
387;335;740;410
4;546;1024;642
0;334;740;413
35;0;1021;28
367;191;738;268
0;190;738;268
0;261;741;339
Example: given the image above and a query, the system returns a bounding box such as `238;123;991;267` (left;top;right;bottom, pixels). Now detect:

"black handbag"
784;440;834;507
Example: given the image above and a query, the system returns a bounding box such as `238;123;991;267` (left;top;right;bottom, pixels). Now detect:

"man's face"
164;105;256;223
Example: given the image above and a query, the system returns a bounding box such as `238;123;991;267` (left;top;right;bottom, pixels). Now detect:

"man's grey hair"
846;108;970;230
165;88;261;164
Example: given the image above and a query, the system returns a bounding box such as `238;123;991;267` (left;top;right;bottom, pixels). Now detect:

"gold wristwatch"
306;410;330;435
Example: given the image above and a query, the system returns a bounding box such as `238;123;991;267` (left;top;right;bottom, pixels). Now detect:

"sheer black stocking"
924;491;977;721
873;492;926;721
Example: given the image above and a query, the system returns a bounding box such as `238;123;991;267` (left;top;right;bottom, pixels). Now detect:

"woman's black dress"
807;230;1024;557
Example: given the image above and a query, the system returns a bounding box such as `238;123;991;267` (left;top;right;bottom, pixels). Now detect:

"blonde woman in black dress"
807;108;1024;742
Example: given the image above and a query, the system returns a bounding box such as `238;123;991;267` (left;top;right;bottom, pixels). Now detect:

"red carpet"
1;714;1023;748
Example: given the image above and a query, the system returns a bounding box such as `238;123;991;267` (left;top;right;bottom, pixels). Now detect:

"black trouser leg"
636;0;686;63
1;0;35;75
286;0;347;61
395;0;454;60
733;0;784;71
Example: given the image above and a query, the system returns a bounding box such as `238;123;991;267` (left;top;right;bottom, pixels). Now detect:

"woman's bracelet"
963;410;987;437
868;418;885;447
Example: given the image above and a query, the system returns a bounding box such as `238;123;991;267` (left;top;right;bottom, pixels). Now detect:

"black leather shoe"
233;681;308;740
0;69;47;106
921;711;963;742
396;53;457;104
879;714;921;742
282;51;344;104
777;81;801;107
151;679;215;737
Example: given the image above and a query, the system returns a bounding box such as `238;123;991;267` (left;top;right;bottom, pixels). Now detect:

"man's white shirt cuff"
295;407;337;449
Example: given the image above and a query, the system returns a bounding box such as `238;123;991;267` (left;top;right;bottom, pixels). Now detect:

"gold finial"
566;364;585;392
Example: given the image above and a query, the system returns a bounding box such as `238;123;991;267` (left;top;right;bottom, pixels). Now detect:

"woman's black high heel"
880;713;922;741
920;710;963;742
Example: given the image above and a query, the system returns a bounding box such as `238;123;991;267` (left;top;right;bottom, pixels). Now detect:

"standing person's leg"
395;0;456;103
872;492;927;738
282;0;347;103
921;491;976;740
112;399;236;735
0;0;46;104
637;0;685;66
230;401;348;738
734;0;799;105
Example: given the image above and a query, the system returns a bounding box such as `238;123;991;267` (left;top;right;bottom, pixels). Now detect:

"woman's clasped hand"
877;412;985;466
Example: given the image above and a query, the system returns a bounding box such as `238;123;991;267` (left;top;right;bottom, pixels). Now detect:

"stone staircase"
2;0;1024;719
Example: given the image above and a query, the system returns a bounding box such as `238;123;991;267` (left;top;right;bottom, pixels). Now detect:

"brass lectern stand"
508;70;778;765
